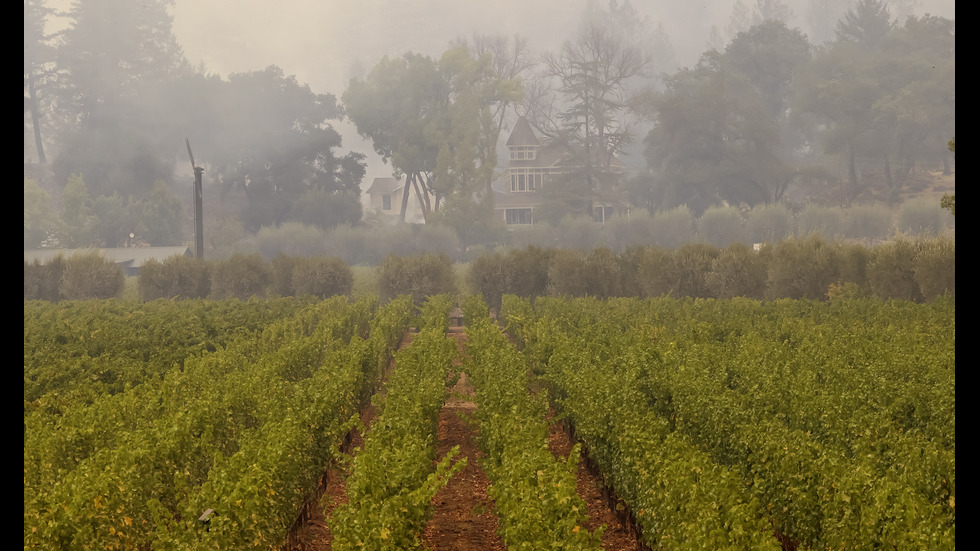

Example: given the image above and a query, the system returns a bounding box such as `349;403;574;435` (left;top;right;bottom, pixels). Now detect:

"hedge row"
24;252;355;302
25;234;952;305
467;234;954;311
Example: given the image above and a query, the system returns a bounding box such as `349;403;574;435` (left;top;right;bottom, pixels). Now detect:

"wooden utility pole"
186;139;204;259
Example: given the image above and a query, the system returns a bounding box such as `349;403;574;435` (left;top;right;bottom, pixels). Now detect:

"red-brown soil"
284;327;646;550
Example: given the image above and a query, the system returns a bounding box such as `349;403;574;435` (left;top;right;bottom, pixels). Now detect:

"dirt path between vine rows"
285;327;645;550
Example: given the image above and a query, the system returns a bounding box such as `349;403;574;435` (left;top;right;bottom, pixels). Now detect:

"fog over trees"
25;0;953;258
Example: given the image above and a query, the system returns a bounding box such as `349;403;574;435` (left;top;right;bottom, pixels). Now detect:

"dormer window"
509;146;537;161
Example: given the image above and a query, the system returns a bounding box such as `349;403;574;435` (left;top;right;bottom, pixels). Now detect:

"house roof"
24;246;193;269
505;116;540;147
365;177;403;195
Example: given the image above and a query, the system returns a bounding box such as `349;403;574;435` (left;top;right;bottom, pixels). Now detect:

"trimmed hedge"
59;252;125;300
210;253;274;300
138;255;211;300
376;252;456;306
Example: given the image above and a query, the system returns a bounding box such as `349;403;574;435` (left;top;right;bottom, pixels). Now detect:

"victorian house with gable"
493;115;627;227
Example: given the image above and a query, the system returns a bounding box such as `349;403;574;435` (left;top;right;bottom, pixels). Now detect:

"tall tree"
726;0;755;40
642;50;786;214
868;14;955;191
795;12;953;200
206;66;366;232
804;0;854;45
432;46;521;205
344;52;445;222
51;0;191;198
725;20;811;119
24;179;55;248
751;0;793;26
55;0;189;122
24;0;56;164
449;33;530;195
57;173;94;247
792;39;881;198
835;0;896;50
344;48;517;223
535;20;649;219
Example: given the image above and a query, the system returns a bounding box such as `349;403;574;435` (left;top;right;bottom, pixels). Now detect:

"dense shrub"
291;256;353;298
913;234;955;301
59;251;125;300
546;249;587;297
429;195;509;251
376;253;456;305
162;254;210;299
796;205;844;238
285;188;363;231
363;224;462;264
597;210;654;252
582;247;622;298
708;243;768;299
766;235;840;300
836;241;872;287
136;258;167;300
616;245;647;298
414;224;463;259
554;215;600;251
636;246;674;298
323;224;367;266
138;255;211;300
746;203;794;244
270;253;299;296
697;205;745;248
466;250;513;315
24;256;66;301
867;238;923;302
671;242;720;298
210;253;274;300
254;222;328;259
841;204;892;241
506;246;554;299
897;197;954;236
24;261;35;299
650;205;695;249
507;223;556;250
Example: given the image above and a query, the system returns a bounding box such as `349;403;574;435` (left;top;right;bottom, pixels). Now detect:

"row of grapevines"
511;311;780;550
25;296;408;549
329;319;465;549
505;295;954;549
24;298;311;405
24;297;366;498
571;296;955;518
171;295;412;549
459;295;603;549
521;295;954;500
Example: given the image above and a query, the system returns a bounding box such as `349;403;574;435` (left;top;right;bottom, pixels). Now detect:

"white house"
363;177;434;224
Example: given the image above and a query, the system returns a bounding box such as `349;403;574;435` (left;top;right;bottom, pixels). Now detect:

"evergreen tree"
836;0;896;50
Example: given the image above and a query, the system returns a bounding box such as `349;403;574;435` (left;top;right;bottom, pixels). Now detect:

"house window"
509;146;537;160
382;194;392;211
506;208;533;225
510;169;551;192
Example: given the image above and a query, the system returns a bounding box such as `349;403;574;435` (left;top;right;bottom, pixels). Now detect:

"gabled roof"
365;177;403;195
505;116;540;147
